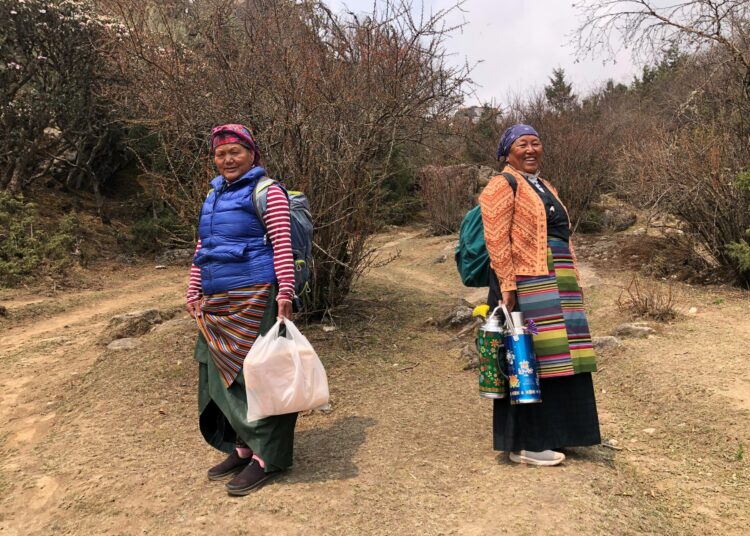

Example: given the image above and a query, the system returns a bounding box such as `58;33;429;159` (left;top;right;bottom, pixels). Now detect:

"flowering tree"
0;0;124;209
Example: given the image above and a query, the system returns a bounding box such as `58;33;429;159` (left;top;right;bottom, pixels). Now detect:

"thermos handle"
489;304;516;331
498;302;521;341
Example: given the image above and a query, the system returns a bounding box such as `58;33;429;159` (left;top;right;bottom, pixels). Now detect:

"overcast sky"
331;0;641;105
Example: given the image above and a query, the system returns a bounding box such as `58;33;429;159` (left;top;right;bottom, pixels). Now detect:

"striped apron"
516;238;597;378
196;284;273;387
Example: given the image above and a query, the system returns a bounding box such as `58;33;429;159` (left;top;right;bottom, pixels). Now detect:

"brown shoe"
207;450;252;481
225;461;280;496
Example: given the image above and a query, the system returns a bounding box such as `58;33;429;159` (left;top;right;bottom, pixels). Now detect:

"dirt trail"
0;227;748;535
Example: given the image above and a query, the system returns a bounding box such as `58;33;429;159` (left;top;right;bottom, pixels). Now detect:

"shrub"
0;193;80;286
616;275;678;321
418;164;479;235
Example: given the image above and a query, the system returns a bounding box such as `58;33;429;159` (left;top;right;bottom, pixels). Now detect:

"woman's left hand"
278;300;293;320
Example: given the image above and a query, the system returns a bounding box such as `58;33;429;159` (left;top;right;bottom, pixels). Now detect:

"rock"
115;254;137;265
433;254;448;264
151;316;194;333
437;301;474;328
155;248;195;266
154;265;167;270
0;305;7;317
688;307;698;315
460;343;479;370
592;336;622;350
321;325;337;333
602;209;637;232
612;323;656;338
104;309;164;342
107;338;141;350
642;428;656;435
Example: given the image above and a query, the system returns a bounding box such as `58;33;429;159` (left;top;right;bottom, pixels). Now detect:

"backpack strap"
501;171;517;195
252;177;278;232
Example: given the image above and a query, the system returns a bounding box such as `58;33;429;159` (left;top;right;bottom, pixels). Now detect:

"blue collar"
210;166;266;190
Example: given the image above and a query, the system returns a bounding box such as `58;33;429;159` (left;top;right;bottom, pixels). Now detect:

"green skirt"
194;285;297;473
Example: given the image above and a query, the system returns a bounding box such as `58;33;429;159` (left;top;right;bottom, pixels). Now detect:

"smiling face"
506;135;543;174
213;143;255;182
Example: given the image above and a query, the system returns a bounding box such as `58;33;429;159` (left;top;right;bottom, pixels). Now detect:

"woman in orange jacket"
479;124;600;466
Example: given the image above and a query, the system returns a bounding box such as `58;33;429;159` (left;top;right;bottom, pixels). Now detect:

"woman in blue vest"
185;124;297;495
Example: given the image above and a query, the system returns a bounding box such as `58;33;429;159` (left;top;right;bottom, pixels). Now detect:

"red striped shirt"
186;183;295;304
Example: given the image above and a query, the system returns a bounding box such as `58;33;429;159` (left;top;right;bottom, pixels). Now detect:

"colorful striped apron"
516;239;597;378
196;284;273;387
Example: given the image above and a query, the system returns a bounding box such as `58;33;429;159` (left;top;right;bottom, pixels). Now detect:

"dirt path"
0;227;748;535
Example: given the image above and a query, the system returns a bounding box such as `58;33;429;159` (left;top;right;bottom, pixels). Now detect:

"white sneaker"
509;449;565;466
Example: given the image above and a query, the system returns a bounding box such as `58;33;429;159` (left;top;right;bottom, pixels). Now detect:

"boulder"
437;301;475;328
602;209;637;232
107;338;142;350
612;323;655;338
104;309;164;342
156;248;195;266
460;343;480;370
592;336;623;350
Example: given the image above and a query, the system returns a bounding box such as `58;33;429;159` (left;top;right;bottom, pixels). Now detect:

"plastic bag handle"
280;318;311;390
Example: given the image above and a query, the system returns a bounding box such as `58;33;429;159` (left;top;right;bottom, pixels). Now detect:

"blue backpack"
455;172;516;287
253;178;314;306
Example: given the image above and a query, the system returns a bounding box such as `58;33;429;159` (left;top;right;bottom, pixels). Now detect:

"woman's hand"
186;299;202;319
278;300;293;321
502;290;517;311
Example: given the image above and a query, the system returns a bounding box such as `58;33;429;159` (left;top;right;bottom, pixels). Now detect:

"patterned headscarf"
496;124;540;160
210;123;261;166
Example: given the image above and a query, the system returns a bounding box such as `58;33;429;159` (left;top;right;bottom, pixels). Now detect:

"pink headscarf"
210;124;261;166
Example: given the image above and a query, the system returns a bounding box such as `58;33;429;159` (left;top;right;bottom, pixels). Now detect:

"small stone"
613;323;656;338
154;265;167;270
321;325;337;333
107;338;141;350
642;428;656;435
433;254;448;264
687;307;698;315
592;336;622;350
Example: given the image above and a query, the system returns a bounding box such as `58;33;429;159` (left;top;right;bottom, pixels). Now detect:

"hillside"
0;224;748;535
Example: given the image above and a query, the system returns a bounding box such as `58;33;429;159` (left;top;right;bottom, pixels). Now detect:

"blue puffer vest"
193;166;276;295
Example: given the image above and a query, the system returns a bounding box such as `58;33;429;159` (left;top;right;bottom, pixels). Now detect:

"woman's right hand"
502;290;516;311
186;299;202;319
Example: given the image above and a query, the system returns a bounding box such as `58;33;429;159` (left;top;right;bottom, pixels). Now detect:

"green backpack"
455;172;516;287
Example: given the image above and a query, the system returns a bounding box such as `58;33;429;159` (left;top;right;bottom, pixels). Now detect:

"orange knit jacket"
478;166;579;292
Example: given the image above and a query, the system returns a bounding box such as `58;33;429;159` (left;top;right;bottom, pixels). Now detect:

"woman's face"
507;135;543;174
213;143;255;181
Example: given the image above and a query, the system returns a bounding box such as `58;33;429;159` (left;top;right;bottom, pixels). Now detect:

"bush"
617;275;678;321
418;164;480;235
0;193;80;286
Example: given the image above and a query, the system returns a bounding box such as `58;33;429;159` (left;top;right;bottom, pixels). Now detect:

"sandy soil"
0;225;748;535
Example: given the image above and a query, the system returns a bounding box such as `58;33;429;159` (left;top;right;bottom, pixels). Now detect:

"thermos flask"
500;305;542;405
475;310;507;399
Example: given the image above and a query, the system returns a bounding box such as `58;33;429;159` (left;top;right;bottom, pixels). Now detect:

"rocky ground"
0;224;748;535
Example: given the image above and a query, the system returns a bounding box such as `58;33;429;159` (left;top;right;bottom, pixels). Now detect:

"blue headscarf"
497;124;540;160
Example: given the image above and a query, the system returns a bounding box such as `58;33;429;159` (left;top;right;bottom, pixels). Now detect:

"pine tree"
544;68;577;112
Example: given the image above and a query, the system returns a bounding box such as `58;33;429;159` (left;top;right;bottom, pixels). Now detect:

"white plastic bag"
244;318;329;422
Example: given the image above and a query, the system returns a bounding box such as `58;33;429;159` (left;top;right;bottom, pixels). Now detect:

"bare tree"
576;0;750;94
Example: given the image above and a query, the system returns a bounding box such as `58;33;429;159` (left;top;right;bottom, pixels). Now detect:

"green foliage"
130;207;191;254
0;192;79;286
726;172;750;279
544;68;577;112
